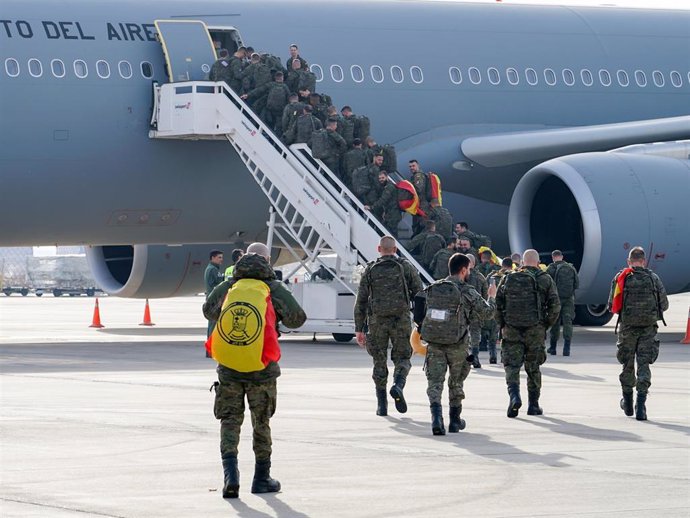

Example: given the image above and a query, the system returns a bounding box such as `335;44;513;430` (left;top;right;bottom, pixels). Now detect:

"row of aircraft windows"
3;58;154;80
309;63;689;89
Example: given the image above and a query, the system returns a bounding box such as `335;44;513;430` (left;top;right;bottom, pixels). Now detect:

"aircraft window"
410;66;423;84
562;68;575;86
488;67;501;85
544;68;556;86
652;71;664;87
351;65;364;83
330;64;344;82
73;60;88;78
5;58;20;77
617;70;629;87
525;68;538;85
51;59;65;78
670;71;682;87
469;67;481;84
28;58;43;78
634;70;647;87
140;61;153;79
96;60;110;79
118;61;132;79
506;68;519;85
581;69;593;86
390;65;404;83
370;65;384;83
310;64;323;82
449;67;462;84
599;69;611;86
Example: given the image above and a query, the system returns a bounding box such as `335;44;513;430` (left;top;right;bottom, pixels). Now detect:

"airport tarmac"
1;294;689;518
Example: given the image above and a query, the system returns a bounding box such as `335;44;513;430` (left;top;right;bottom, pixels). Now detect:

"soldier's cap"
552;249;563;256
353;138;362;146
341;105;352;112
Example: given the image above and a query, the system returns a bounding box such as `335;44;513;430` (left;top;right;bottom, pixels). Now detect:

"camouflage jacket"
324;129;347;159
370;182;399;218
546;260;579;299
281;101;304;139
291;114;322;145
495;265;561;329
429;248;455;280
411;170;428;208
209;58;233;83
607;266;669;326
354;255;423;331
341;148;368;184
466;269;488;324
476;262;500;279
204;254;307;382
428;205;454;242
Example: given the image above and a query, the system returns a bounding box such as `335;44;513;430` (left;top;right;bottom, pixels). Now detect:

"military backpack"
351;165;373;196
422;233;446;267
266;84;288;111
254;63;273;89
621;270;659;326
381;144;398;173
298;70;316;93
339;116;356;145
354;115;371;141
366;258;410;317
421;280;470;345
310;129;330;159
500;269;544;327
553;262;577;299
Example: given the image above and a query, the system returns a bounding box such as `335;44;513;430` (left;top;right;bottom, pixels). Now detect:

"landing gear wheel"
574;304;613;326
20;288;29;296
53;289;63;297
332;333;354;343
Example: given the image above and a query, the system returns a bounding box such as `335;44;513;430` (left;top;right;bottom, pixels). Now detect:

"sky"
431;0;690;8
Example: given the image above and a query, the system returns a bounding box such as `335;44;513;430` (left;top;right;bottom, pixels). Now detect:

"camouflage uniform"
341;147;368;188
281;101;304;143
428;205;454;242
289;113;322;146
352;164;380;206
457;244;480;264
370;181;402;237
407;229;445;269
203;254;307;462
429;248;455;280
480;267;508;360
466;269;488;366
476;261;500;280
209;57;233;86
354;256;423;392
321;129;347;178
607;267;668;396
496;266;560;400
546;260;579;354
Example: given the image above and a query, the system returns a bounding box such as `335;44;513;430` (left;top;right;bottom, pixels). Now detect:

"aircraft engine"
508;151;690;321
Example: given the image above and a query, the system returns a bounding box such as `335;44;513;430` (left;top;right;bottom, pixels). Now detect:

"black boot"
251;459;281;494
472;347;482;369
547;340;557;355
376;388;388;416
620;391;634;416
507;383;522;418
221;454;240;499
448;405;466;433
527;391;543;416
430;403;446;435
389;376;407;414
489;344;497;364
563;340;571;357
635;392;647;421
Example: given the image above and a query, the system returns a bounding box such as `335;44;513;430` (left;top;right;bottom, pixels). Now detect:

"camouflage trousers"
616;324;660;395
501;325;547;395
480;319;498;352
549;297;575;342
425;343;472;406
365;314;412;390
213;379;277;461
469;321;482;349
382;214;402;239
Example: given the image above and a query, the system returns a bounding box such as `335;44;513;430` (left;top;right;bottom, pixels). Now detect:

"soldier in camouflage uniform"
355;236;423;416
480;256;514;364
456;237;479;264
546;250;579;356
409;159;430;235
476;250;500;279
495;249;560;418
280;94;303;143
352;154;383;206
286;105;322;147
407;220;446;271
414;253;497;435
366;171;402;238
427;200;454;242
320;119;347;178
341;138;368;188
429;237;457;280
465;254;488;368
203;243;307;498
607;246;668;421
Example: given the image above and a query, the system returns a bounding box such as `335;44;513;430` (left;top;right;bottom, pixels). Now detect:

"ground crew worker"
465;254;488;368
480;256;513;364
205;250;225;338
203;243;307;498
352;153;383;206
365;170;402;237
429;236;457;280
407;220;446;271
546;250;579;356
428;199;454;243
224;248;245;280
414;253;497;435
321;119;347;177
354;236;423;417
341;138;368;187
495;249;560;418
607;246;668;421
409;159;429;234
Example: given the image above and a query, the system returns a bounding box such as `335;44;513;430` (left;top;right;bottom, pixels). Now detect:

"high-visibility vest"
224;265;235;279
205;279;280;372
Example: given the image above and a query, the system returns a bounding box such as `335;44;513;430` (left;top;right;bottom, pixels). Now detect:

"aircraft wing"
461;115;690;168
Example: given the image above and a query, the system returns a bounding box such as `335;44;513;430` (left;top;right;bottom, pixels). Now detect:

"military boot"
251;459;281;494
221;454;240;499
471;347;482;369
547;339;557;355
563;340;571;357
507;383;522;418
489;344;497;364
620;391;634;416
375;388;388;416
526;391;543;416
430;403;446;436
448;405;466;433
389;376;407;414
635;392;647;421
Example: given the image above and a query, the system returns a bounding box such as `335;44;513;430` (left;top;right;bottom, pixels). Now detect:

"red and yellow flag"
428;172;442;206
397;179;421;216
611;267;634;314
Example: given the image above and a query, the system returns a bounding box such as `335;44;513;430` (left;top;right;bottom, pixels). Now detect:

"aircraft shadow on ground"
389;417;580;468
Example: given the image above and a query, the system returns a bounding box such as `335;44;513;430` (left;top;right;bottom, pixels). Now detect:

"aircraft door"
154;20;217;82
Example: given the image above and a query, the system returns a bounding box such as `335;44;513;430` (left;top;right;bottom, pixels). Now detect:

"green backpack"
421;280;470;345
422;233;446;267
553;262;577;298
351;165;373;197
310;129;330;159
621;270;659;326
500;270;543;327
366;258;410;317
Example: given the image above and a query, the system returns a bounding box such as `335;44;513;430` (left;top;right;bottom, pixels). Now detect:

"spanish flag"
428;172;442;206
611;267;634;314
396;179;422;216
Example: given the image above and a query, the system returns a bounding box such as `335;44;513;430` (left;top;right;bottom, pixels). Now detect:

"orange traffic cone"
89;298;104;328
139;299;155;326
681;307;690;344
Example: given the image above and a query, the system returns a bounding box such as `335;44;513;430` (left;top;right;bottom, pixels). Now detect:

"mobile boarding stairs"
149;81;432;340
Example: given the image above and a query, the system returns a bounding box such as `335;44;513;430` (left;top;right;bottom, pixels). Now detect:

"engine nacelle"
86;244;230;298
509;152;690;304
